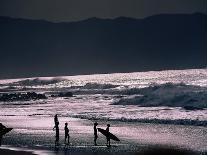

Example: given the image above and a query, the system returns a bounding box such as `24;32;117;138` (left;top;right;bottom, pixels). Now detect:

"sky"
0;0;207;21
0;0;207;79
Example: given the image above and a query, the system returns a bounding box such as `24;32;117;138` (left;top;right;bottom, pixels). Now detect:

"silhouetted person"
54;114;58;125
106;124;110;147
64;123;70;145
93;122;98;146
0;123;6;146
53;115;59;146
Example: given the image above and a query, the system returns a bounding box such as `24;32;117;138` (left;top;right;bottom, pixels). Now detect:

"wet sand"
0;145;201;155
0;116;206;155
0;147;35;155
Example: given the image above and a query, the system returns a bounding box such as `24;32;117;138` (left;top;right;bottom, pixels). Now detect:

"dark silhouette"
0;123;6;146
58;92;73;97
64;123;70;145
93;122;98;146
53;114;59;146
0;92;47;102
106;124;110;147
97;127;120;142
54;114;58;125
0;13;207;79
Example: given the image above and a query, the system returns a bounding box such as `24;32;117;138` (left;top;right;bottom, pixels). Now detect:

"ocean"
0;68;207;153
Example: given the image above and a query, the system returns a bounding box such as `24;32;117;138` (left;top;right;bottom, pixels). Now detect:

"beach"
0;146;199;155
0;69;207;154
0;146;34;155
0;148;34;155
0;116;206;155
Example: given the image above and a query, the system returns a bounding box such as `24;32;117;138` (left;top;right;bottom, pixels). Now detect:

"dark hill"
0;13;207;78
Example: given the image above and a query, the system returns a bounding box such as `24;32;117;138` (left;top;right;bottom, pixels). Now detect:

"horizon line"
0;67;206;81
0;12;206;24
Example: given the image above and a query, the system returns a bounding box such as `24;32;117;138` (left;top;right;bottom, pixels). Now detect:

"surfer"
94;122;98;146
53;114;59;146
97;124;120;147
54;114;58;125
0;123;6;146
106;124;110;147
64;122;70;145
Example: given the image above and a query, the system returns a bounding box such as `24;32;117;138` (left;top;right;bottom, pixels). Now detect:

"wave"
81;82;119;89
74;82;204;94
8;78;65;86
0;86;18;91
71;114;207;127
113;83;207;110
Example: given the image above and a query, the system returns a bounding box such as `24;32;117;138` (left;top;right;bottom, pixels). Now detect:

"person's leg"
67;135;69;144
55;129;58;146
57;136;59;145
106;137;110;146
0;136;2;146
57;129;59;145
55;133;59;146
55;133;57;146
94;136;97;146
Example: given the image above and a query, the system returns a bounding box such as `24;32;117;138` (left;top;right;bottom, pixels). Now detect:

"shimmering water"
0;68;207;123
0;69;207;152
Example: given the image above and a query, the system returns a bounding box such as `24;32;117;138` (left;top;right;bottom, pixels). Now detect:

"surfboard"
0;128;13;136
97;128;120;141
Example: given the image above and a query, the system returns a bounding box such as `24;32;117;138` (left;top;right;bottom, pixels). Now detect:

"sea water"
0;68;207;151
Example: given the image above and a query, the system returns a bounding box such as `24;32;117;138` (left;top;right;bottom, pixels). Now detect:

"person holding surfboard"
106;124;110;147
97;124;120;146
64;122;70;145
0;123;6;146
94;122;98;146
0;123;12;146
0;123;6;131
53;114;59;146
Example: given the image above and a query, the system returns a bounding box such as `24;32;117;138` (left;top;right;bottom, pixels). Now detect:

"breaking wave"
71;114;207;126
9;78;65;86
113;83;207;110
81;82;119;89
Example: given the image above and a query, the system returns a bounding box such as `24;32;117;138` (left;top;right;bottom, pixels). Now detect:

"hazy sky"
0;0;207;21
0;0;207;78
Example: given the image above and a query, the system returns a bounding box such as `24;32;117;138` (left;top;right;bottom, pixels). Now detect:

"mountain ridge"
0;13;207;79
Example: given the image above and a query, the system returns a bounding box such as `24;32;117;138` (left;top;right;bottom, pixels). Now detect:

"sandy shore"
0;116;206;155
0;147;35;155
0;145;201;155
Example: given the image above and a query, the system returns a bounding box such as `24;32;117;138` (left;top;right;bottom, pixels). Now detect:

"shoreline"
1;116;207;152
1;144;204;155
0;146;35;155
1;115;207;154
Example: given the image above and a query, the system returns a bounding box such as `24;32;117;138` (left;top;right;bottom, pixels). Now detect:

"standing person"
0;123;6;146
93;122;98;146
54;114;58;125
64;123;70;145
53;114;59;146
106;124;110;147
